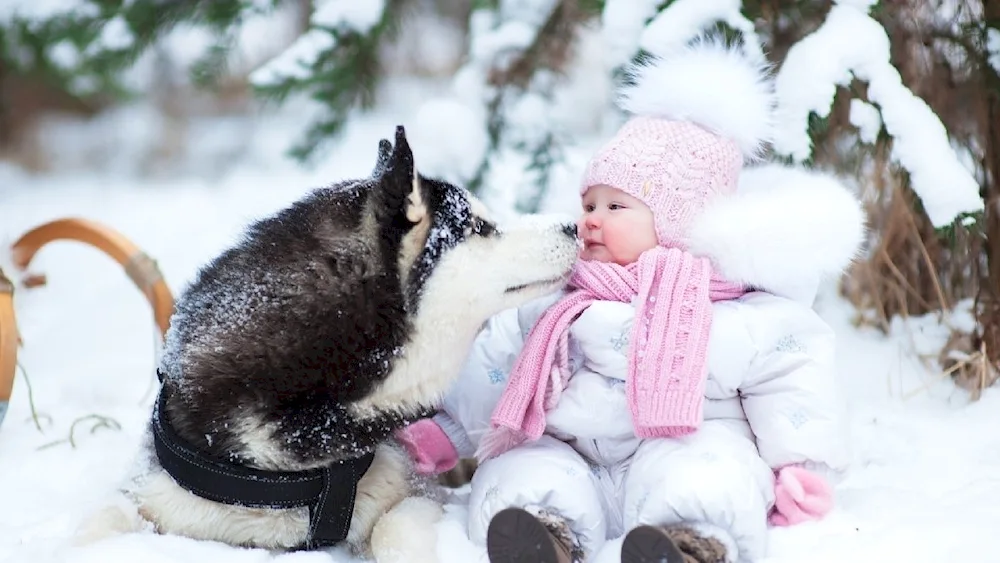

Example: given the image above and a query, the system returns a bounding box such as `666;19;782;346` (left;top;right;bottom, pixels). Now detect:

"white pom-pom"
618;38;775;160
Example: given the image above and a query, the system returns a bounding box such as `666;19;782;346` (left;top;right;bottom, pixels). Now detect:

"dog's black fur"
159;127;478;470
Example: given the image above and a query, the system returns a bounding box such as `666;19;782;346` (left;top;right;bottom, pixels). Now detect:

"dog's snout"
561;224;578;238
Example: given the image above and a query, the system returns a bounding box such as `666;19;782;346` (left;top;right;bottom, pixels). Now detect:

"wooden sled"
0;218;174;429
0;268;16;430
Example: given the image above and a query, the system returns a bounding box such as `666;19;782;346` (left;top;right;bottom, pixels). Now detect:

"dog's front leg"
73;491;149;546
347;442;445;562
370;495;444;563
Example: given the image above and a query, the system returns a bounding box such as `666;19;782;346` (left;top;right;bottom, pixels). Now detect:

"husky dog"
76;126;580;562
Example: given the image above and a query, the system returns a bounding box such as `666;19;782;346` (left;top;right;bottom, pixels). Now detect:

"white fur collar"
685;164;867;305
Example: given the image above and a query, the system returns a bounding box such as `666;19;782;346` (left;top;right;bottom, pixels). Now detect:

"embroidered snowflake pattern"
487;367;506;384
485;485;501;501
785;409;809;429
775;334;805;353
610;328;630;354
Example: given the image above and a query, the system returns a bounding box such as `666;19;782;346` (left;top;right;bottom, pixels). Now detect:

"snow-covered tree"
449;0;987;219
1;1;259;101
248;0;406;160
4;1;999;376
0;1;989;222
0;0;404;161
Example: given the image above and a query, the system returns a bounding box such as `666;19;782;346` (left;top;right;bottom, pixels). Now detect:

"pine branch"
2;0;252;101
516;131;561;213
252;0;406;163
467;0;599;207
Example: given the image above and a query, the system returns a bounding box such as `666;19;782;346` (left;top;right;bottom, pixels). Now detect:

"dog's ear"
371;138;392;177
376;126;427;224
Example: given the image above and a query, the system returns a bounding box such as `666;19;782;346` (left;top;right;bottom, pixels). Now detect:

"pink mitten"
768;466;833;526
394;418;459;475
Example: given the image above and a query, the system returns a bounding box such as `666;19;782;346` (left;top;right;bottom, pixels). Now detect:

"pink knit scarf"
476;246;747;461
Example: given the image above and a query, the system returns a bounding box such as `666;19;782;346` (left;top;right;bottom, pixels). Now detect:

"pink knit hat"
581;39;776;248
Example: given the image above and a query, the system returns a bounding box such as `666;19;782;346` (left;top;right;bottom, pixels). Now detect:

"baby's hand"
395;418;459;475
768;465;833;526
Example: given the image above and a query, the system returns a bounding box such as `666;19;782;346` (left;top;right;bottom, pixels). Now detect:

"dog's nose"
561;224;578;238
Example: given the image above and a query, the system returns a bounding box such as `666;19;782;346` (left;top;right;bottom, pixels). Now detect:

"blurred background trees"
2;0;998;395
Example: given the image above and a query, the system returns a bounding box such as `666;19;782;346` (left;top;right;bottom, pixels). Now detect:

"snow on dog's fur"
74;126;580;562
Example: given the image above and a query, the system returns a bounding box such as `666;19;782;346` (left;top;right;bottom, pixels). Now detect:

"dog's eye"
471;219;495;237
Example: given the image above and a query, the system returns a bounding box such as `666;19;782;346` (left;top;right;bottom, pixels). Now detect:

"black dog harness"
151;371;375;549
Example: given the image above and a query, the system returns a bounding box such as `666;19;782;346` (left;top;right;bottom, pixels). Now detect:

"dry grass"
839;135;995;397
843;149;954;328
938;330;999;400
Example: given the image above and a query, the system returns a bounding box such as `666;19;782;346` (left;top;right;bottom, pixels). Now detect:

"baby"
398;40;864;563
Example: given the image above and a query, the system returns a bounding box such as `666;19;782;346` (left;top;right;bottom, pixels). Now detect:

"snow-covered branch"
773;1;983;228
249;0;387;87
249;0;398;161
639;0;763;61
409;0;587;218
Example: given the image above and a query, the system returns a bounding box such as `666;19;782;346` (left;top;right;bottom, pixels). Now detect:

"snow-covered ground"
1;90;998;563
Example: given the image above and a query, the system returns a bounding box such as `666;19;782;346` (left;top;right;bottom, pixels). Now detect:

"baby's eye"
583;204;596;212
608;203;625;210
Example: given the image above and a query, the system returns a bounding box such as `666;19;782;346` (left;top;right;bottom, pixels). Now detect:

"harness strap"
152;372;374;548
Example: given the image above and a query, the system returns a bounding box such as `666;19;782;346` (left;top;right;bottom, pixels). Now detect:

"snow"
434;0;573;218
47;40;81;71
833;0;878;9
94;16;135;52
312;0;386;33
988;28;1000;75
773;3;983;228
502;90;551;148
849;99;881;145
467;0;561;75
639;0;765;63
379;11;465;76
407;97;489;185
1;84;1000;563
0;0;95;25
249;30;336;86
249;0;387;88
465;0;560;82
499;0;560;28
601;0;661;69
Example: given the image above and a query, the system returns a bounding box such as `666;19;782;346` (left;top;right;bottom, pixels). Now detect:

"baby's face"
577;185;658;265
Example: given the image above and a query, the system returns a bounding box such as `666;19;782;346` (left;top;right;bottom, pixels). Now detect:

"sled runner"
0;218;174;429
0;267;16;430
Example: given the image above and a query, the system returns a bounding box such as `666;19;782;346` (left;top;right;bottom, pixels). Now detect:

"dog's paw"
370;496;444;563
72;496;147;547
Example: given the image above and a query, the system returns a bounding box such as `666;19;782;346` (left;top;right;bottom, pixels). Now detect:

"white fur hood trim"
618;38;775;160
685;164;867;304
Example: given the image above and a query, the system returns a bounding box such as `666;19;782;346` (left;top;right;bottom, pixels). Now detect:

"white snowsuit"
434;166;863;562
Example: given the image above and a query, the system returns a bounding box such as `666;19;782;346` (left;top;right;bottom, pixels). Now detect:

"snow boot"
621;524;729;563
486;507;580;563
